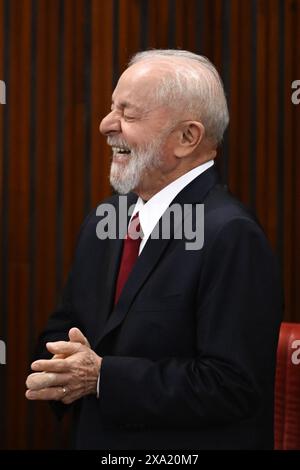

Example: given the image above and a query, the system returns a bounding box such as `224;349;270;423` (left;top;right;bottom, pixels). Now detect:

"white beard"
108;135;165;194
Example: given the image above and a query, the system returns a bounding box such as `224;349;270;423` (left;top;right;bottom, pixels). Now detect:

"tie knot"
127;212;143;240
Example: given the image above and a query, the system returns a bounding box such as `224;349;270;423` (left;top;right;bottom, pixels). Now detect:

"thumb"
68;327;90;347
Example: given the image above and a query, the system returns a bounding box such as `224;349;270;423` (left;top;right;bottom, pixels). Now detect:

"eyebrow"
111;99;142;113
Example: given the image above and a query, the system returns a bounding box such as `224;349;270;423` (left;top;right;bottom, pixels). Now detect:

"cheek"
161;140;175;159
158;142;178;171
122;122;159;147
120;126;141;147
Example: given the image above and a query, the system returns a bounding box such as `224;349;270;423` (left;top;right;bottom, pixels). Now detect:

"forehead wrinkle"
112;97;164;119
113;65;179;118
111;97;142;112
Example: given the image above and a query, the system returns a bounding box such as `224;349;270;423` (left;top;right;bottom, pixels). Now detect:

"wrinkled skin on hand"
25;328;102;405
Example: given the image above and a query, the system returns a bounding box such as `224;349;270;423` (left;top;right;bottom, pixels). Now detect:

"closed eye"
123;115;136;122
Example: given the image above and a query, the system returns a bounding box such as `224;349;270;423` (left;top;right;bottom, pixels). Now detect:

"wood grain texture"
0;0;299;449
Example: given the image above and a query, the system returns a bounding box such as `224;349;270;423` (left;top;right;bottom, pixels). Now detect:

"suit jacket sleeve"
98;217;282;428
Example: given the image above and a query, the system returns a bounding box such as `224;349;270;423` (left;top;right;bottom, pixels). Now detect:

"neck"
135;156;215;201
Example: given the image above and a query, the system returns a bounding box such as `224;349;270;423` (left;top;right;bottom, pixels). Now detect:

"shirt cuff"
96;370;101;399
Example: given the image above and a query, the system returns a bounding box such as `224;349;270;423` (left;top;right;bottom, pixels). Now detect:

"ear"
174;121;205;158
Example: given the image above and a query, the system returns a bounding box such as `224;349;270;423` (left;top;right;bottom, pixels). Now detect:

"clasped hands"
25;327;102;405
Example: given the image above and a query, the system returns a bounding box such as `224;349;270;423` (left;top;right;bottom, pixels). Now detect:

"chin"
110;155;152;195
109;175;135;195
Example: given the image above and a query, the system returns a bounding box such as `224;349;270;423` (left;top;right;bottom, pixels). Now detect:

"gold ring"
62;387;67;395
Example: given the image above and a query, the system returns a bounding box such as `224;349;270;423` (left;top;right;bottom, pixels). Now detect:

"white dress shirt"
131;160;214;254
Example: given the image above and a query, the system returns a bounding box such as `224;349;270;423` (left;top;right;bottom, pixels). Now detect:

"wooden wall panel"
283;0;297;325
90;0;113;208
266;0;279;248
31;0;60;449
228;0;242;200
295;0;300;331
148;0;171;48
0;0;6;444
6;0;32;449
0;0;299;449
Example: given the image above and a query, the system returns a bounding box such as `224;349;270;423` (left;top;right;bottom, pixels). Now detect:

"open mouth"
112;146;131;155
112;146;132;163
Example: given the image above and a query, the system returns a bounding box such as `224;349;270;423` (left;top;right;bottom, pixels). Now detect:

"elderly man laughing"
26;49;282;450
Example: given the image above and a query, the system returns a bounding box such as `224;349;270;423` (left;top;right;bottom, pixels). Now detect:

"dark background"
0;0;299;449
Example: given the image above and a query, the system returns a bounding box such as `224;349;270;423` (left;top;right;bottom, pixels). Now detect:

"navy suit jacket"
36;167;282;449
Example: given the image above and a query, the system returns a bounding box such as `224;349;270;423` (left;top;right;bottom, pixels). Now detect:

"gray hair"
128;49;229;145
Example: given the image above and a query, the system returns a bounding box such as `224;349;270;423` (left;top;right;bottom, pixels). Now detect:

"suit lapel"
90;193;136;348
96;166;220;347
88;237;123;348
97;234;172;344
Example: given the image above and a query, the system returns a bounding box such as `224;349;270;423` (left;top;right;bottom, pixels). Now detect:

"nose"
99;110;121;136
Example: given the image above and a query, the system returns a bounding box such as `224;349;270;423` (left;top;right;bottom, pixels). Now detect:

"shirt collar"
131;160;214;252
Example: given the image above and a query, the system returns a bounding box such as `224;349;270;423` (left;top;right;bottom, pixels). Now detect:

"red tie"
114;213;142;304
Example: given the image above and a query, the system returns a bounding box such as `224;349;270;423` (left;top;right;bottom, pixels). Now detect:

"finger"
68;327;90;347
26;372;51;390
26;386;67;401
31;358;68;373
46;341;82;356
26;372;70;390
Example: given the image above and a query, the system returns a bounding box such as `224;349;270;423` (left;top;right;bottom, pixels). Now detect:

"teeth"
113;146;131;154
